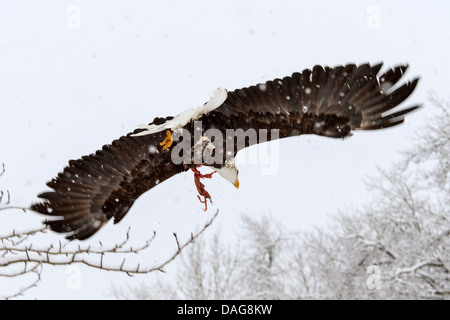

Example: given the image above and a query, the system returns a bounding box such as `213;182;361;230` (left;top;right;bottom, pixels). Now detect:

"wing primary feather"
212;62;419;147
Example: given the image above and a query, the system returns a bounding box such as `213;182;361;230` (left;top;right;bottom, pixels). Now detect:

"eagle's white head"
215;158;239;189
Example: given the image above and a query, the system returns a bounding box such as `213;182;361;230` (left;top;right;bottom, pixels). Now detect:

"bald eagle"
31;63;420;240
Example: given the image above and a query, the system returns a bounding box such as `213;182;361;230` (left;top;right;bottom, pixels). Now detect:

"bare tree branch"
1;209;219;298
0;162;220;299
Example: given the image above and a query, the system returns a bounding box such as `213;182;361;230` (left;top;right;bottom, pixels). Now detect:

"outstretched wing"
207;63;419;155
31;123;186;240
31;63;420;240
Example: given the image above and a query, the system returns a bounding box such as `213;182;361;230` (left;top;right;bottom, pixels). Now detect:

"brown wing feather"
210;63;419;154
31;120;186;240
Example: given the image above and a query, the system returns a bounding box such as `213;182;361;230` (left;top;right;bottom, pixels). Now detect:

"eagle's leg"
191;165;216;211
192;166;217;179
160;130;173;150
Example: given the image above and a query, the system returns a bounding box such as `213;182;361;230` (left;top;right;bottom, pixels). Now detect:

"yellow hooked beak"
234;177;240;189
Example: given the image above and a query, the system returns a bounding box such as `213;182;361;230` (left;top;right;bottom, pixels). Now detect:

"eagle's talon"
160;130;173;150
197;195;211;211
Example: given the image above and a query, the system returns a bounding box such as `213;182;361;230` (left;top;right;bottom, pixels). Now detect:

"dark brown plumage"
31;63;420;240
31;128;187;239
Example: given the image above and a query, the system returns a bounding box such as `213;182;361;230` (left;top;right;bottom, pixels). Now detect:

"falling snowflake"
258;83;267;92
149;145;159;154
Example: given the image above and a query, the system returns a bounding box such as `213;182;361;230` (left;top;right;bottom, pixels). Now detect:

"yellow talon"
160;130;173;150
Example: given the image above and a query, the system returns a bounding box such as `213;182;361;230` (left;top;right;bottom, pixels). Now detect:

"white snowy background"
0;0;449;299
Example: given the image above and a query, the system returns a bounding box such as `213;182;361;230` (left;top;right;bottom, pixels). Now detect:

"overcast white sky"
0;1;449;299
